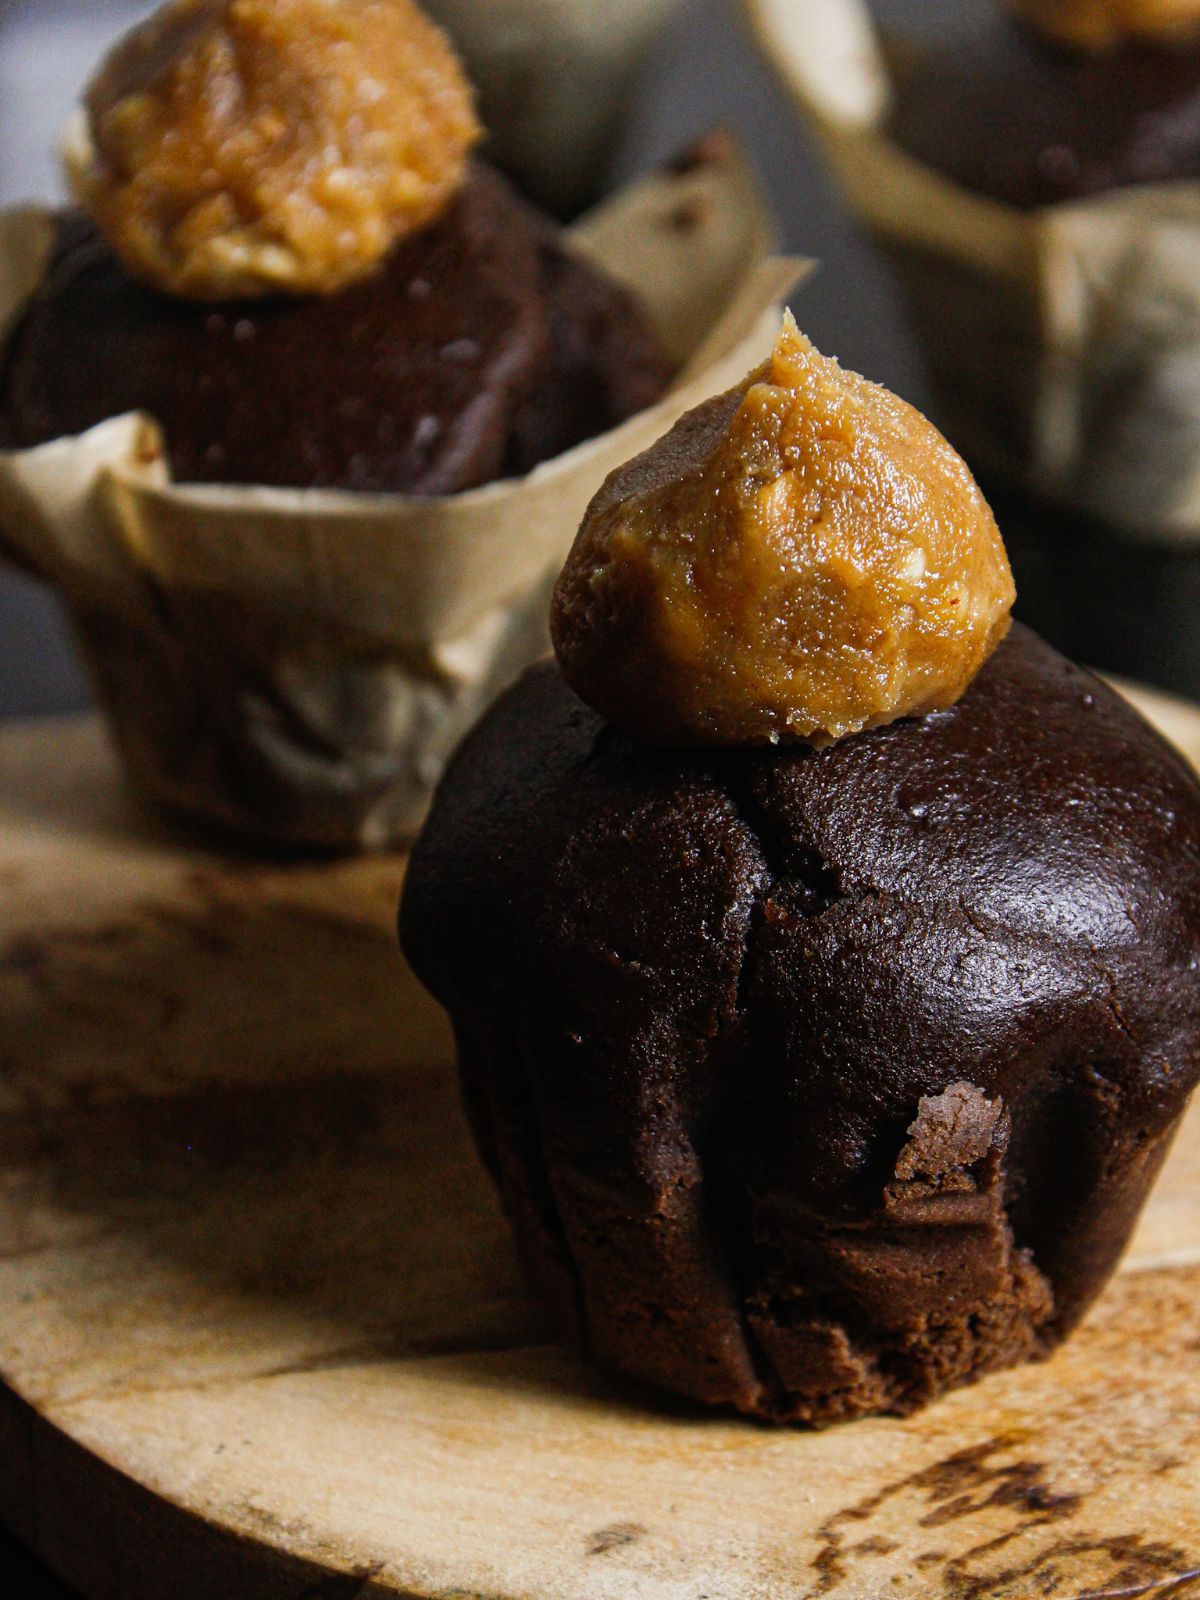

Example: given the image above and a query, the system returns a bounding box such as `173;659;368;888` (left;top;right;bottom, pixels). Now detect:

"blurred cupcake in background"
0;0;794;852
747;0;1200;697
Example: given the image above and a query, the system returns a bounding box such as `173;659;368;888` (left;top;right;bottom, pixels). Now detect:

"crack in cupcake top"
551;312;1015;748
69;0;481;300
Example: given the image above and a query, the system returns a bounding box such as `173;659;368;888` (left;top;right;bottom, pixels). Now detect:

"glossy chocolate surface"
401;625;1200;1422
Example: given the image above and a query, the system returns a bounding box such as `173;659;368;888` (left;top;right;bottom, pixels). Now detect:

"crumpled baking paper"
0;134;802;852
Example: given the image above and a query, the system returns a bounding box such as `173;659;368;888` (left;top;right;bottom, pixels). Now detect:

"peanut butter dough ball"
1008;0;1200;48
552;314;1015;747
71;0;481;299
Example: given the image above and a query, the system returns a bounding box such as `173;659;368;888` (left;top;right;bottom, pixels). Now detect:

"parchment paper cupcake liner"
0;136;802;853
747;0;1200;545
424;0;685;215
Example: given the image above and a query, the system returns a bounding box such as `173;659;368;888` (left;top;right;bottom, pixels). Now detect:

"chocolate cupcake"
0;174;667;494
401;317;1200;1423
0;0;791;852
0;1;669;492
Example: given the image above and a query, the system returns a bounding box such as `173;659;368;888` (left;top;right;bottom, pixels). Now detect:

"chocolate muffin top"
0;164;670;493
402;624;1200;1419
888;15;1200;208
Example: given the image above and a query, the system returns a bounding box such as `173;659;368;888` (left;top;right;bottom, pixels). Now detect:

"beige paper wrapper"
747;0;1200;544
0;138;801;853
424;0;685;215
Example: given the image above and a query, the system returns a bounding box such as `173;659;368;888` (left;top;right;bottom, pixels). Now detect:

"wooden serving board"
1;695;1200;1600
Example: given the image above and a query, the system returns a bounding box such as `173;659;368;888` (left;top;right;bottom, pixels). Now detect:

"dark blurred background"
0;0;987;721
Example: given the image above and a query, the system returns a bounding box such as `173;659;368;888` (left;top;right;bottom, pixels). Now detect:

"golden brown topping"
551;314;1015;748
1007;0;1200;48
70;0;481;300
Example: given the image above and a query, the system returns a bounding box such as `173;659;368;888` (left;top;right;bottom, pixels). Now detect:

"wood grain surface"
0;698;1199;1600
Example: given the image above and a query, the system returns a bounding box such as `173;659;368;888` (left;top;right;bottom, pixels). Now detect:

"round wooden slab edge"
0;692;1198;1600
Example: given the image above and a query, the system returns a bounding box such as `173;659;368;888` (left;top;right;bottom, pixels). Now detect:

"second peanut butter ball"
0;0;670;492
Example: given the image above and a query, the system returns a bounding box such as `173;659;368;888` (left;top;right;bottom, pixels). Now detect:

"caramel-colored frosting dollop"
551;314;1015;748
70;0;481;300
1007;0;1200;48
